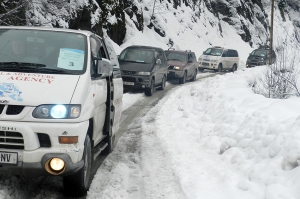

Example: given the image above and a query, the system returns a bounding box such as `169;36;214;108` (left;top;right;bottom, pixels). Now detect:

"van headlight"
138;72;150;75
33;105;81;119
174;66;181;70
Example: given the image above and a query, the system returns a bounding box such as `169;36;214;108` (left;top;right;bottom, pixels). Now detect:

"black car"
118;45;168;96
246;47;276;68
165;50;198;84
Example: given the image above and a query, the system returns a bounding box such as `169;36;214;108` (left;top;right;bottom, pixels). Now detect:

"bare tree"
252;37;300;99
0;0;29;25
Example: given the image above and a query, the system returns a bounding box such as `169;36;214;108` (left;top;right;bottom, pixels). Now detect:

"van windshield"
118;48;153;64
0;29;87;75
251;49;268;57
165;52;187;62
203;48;223;56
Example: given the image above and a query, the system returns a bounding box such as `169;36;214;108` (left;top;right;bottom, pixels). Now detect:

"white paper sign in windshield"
57;48;84;70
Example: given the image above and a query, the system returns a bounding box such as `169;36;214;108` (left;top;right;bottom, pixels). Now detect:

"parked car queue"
118;45;276;96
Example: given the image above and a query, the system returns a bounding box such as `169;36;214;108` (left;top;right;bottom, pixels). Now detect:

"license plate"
124;82;134;86
0;151;18;164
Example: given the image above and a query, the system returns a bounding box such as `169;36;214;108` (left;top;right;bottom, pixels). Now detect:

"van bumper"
246;61;266;68
198;62;218;70
167;70;184;79
122;75;152;89
0;154;84;176
0;121;89;176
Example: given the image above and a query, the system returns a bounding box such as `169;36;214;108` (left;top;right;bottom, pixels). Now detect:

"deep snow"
87;1;300;199
0;0;299;198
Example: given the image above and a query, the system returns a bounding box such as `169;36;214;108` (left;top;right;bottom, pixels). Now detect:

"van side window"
90;37;102;59
222;51;227;57
158;50;167;65
100;39;110;60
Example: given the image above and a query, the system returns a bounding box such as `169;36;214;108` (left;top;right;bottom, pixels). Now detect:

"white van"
0;26;123;197
198;46;239;72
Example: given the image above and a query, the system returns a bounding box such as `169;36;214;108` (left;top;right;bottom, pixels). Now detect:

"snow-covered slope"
27;0;299;55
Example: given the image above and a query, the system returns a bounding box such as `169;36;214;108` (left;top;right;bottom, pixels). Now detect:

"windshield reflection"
118;48;153;64
203;48;223;56
165;52;187;62
0;29;87;75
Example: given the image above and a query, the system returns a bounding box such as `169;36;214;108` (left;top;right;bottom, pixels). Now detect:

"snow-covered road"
87;68;300;199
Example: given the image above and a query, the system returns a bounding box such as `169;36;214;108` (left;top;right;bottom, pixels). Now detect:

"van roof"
0;26;94;37
165;49;194;54
126;45;163;51
211;46;224;49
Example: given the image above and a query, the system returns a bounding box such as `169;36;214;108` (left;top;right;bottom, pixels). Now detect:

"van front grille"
0;131;24;149
122;70;137;75
122;77;137;82
0;105;4;114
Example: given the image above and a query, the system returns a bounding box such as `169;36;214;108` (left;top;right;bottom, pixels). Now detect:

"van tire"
231;64;237;72
145;79;154;96
179;72;186;84
160;76;166;90
198;68;204;72
215;64;222;73
191;69;197;81
63;135;92;197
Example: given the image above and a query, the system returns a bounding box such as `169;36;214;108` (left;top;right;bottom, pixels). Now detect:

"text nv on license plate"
0;152;17;164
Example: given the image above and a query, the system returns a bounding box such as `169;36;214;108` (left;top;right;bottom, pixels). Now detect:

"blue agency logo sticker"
0;83;23;102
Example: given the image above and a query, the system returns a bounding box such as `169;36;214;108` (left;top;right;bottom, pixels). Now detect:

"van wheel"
179;72;186;84
215;64;222;73
231;64;237;72
198;68;204;72
145;79;154;96
63;135;92;197
160;76;166;90
191;69;197;81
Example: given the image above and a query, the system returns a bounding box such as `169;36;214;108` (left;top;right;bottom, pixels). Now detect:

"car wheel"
145;79;154;96
231;64;237;72
63;135;92;197
179;71;186;84
191;69;197;81
215;64;222;73
198;68;204;72
160;76;166;90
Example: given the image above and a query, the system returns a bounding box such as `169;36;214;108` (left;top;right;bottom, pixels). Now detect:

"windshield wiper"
41;68;75;74
168;59;183;62
0;62;46;68
120;60;147;63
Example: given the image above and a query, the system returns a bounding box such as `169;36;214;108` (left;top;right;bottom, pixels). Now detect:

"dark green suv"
246;47;276;68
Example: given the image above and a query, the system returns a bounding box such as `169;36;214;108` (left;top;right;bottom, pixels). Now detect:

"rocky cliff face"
1;0;298;47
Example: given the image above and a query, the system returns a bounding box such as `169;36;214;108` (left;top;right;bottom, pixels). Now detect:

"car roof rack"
212;46;223;48
185;50;191;52
168;47;175;50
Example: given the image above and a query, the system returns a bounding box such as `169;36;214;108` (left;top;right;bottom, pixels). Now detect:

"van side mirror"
156;59;161;64
188;59;193;63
